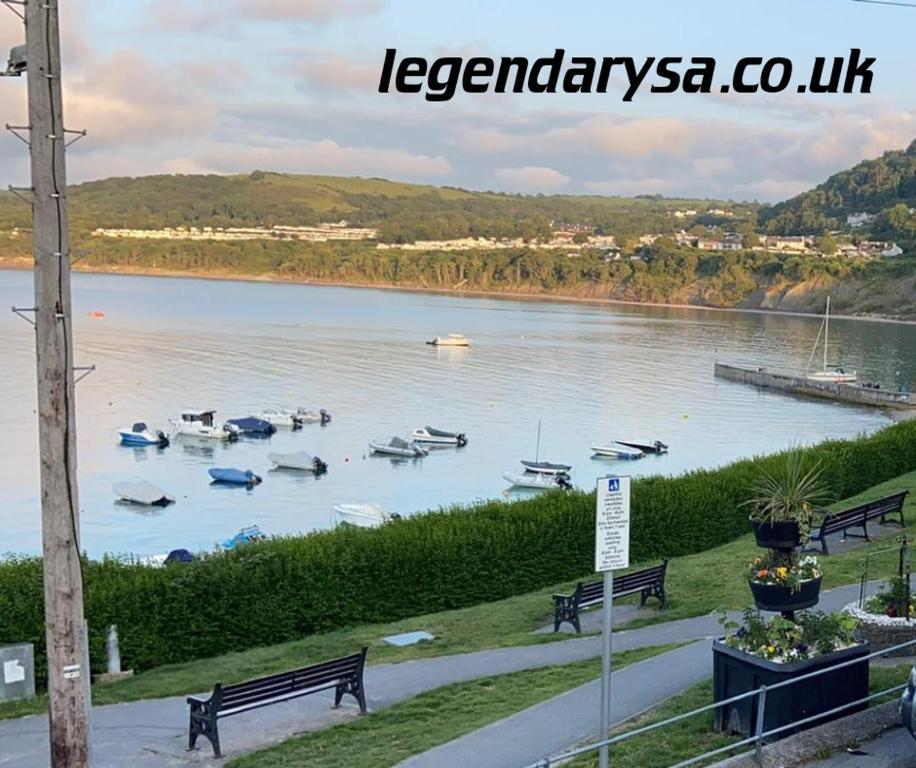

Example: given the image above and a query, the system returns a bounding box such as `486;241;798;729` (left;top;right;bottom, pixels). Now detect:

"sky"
0;0;913;202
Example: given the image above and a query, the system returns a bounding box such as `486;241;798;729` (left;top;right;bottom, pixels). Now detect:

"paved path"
0;583;878;767
398;640;712;768
806;727;916;767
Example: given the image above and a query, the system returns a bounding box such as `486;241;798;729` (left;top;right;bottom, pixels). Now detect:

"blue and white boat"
117;422;170;447
220;525;267;550
208;467;262;485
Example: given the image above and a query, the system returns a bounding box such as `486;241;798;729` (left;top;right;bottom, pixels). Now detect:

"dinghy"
171;410;240;441
268;451;328;474
113;480;175;506
369;437;429;457
521;460;572;475
220;525;266;550
427;333;471;347
615;439;668;454
227;417;277;436
295;407;332;425
333;503;401;529
503;472;572;490
208;468;262;485
257;409;303;429
591;444;645;460
411;426;468;447
117;422;170;447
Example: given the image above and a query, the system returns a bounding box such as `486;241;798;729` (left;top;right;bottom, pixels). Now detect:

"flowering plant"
721;608;858;663
864;576;915;619
747;553;821;591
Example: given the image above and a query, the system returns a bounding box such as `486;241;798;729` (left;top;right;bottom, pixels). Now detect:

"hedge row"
4;419;916;682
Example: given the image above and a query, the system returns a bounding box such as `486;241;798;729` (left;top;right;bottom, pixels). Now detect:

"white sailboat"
805;297;857;383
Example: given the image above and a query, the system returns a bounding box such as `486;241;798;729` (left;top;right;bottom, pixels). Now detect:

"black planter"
713;640;869;737
749;576;822;613
752;519;802;549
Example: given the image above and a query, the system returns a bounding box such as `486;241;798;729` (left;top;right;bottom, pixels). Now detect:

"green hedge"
4;420;916;681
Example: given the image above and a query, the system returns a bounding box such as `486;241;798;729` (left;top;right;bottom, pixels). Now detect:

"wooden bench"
187;647;368;758
807;491;908;555
553;561;668;633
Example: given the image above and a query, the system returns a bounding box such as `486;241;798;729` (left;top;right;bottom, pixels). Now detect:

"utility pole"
15;0;92;764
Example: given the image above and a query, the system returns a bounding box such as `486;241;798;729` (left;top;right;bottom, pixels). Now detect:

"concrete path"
398;640;712;768
0;582;879;768
806;727;916;767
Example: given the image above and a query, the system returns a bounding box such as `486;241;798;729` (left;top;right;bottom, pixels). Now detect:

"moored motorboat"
220;525;266;550
117;422;170;447
427;333;471;347
295;407;332;425
503;471;571;490
369;437;429;457
411;426;468;447
171;410;240;441
268;451;328;474
591;444;645;460
615;439;668;454
227;417;277;436
521;459;572;475
333;503;401;529
112;480;175;506
208;467;262;485
257;408;303;429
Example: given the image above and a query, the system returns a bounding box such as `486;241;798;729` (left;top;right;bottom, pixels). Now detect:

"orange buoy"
89;311;105;318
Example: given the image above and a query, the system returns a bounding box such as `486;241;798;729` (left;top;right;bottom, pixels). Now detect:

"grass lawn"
227;644;681;768
3;470;915;721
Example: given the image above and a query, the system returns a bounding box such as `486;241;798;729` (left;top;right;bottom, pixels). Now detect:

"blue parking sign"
608;478;620;492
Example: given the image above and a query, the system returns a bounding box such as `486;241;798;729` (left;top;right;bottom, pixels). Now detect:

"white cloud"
494;166;570;192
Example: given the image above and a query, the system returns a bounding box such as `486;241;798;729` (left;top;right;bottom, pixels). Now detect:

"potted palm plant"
747;451;829;549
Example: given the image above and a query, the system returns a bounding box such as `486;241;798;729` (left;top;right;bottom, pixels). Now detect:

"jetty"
714;363;914;410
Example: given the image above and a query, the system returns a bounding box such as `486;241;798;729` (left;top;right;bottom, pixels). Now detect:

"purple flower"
796;643;808;654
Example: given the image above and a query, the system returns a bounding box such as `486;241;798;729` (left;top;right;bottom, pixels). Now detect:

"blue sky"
0;0;913;201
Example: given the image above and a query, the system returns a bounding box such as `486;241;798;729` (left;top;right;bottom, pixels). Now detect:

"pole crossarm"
5;123;31;146
1;0;24;19
11;305;37;326
7;184;33;204
73;365;95;384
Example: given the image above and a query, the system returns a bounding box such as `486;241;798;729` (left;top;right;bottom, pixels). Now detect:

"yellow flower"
766;645;776;654
776;567;788;579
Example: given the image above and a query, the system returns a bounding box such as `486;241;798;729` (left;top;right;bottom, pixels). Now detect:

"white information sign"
3;660;25;684
595;475;631;572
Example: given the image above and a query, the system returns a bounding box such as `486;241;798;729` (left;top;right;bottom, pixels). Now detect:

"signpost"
595;475;631;768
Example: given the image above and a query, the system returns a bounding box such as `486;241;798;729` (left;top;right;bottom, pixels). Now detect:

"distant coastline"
1;258;914;326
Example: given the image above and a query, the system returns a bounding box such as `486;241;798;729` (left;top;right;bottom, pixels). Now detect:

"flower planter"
846;602;916;657
751;520;802;550
712;640;869;738
749;576;822;613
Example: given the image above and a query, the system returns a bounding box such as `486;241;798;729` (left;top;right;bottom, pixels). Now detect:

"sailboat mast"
535;420;542;463
824;296;830;370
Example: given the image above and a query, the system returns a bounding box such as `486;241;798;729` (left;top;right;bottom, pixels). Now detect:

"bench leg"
572;609;582;634
335;677;368;714
188;713;221;759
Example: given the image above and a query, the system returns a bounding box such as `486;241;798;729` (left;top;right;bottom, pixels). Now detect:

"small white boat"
411;426;468;446
268;451;328;474
257;409;303;429
521;459;572;475
170;410;240;441
805;296;857;383
591;444;645;460
427;333;471;347
117;422;170;447
113;480;175;506
333;503;400;529
503;472;571;490
369;437;429;457
295;407;332;425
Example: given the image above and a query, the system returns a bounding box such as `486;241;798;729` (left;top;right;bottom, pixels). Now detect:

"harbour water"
0;269;913;558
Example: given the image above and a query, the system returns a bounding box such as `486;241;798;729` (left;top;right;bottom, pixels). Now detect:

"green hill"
0;171;753;243
758;140;916;237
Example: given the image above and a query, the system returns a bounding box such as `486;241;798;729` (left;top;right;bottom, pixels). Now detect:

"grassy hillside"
0;171;754;242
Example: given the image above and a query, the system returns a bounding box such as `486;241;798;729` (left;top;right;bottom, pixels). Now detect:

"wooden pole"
24;0;92;764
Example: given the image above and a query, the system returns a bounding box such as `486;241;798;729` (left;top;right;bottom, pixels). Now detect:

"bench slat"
222;654;363;697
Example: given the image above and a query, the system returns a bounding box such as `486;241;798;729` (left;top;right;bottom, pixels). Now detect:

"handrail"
524;637;916;768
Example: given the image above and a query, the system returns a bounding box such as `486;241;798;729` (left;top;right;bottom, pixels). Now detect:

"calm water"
1;270;913;558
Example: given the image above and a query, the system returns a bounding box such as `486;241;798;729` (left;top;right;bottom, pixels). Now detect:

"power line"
852;0;916;7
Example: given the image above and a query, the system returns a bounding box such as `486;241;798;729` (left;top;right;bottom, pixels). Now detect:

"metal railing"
524;638;916;768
